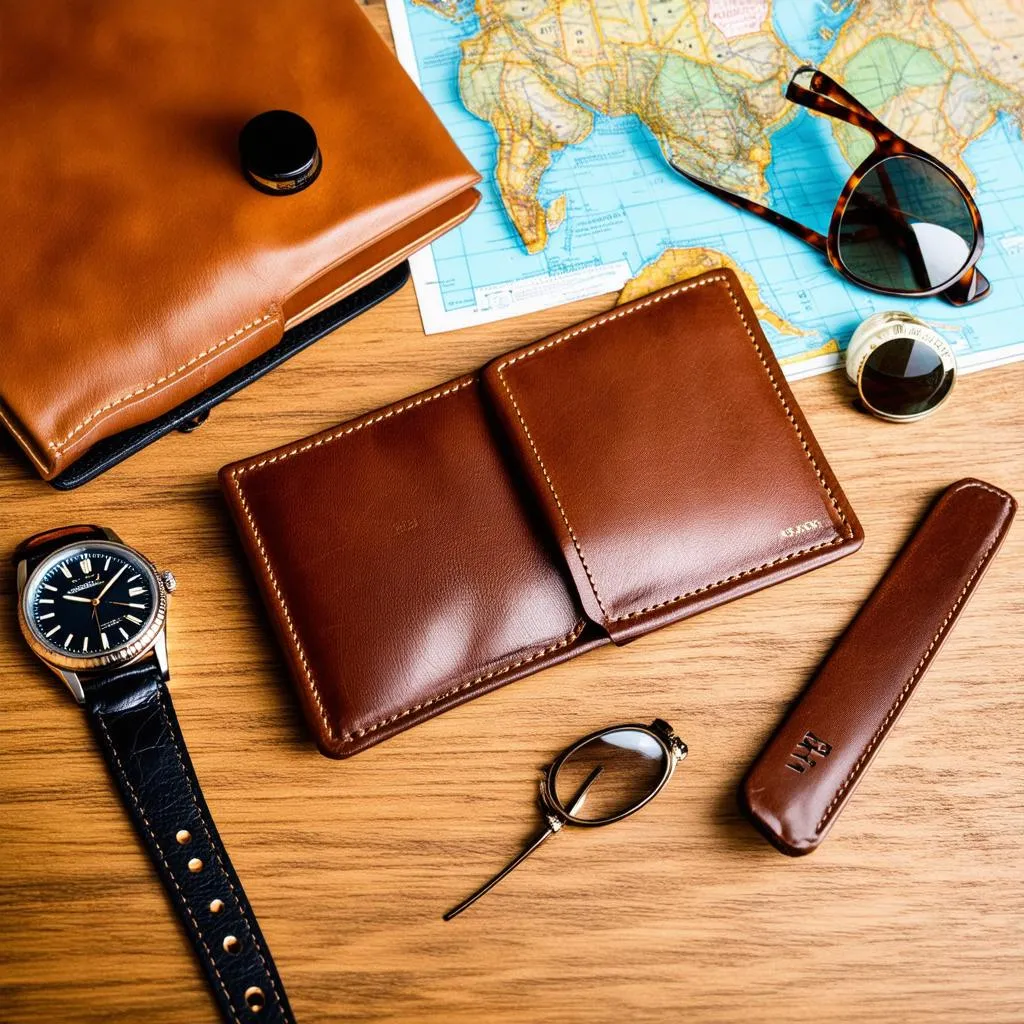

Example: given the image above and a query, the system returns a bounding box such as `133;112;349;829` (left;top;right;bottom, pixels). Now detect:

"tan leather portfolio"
0;0;480;488
221;270;864;758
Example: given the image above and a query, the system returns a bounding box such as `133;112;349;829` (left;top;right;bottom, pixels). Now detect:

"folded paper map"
386;0;1024;378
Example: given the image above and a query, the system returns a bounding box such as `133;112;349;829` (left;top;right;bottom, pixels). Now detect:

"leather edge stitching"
226;377;586;748
338;620;586;744
232;378;476;473
48;309;279;457
492;371;609;616
95;714;242;1024
814;482;1014;834
152;684;286;1018
494;273;854;625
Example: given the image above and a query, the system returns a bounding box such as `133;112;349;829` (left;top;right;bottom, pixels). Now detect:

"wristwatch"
15;525;295;1024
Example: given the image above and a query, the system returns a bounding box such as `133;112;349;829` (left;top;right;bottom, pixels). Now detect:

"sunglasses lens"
860;336;954;419
552;729;667;823
838;155;976;294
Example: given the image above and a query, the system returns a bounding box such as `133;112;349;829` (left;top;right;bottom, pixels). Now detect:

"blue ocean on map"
398;0;1024;370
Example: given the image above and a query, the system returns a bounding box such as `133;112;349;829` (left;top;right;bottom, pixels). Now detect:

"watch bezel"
18;540;167;673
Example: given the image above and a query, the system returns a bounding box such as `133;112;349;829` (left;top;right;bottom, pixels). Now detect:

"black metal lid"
239;110;321;195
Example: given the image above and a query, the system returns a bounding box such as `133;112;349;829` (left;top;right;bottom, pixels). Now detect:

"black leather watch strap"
84;661;295;1023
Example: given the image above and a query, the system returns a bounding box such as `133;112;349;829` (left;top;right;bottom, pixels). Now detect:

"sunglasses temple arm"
667;159;828;253
443;766;605;922
943;265;988;305
786;66;890;135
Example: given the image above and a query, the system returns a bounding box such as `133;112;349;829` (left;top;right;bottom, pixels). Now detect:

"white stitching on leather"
233;378;476;472
96;714;241;1024
226;377;587;748
494;274;853;625
815;481;1014;833
47;311;277;457
153;684;288;1020
341;621;586;740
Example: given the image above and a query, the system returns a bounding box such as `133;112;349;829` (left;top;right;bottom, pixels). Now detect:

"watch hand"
108;601;146;609
96;564;127;600
61;594;94;603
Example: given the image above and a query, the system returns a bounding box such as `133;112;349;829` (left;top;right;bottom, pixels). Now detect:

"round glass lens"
838;156;975;294
26;544;158;657
552;729;667;823
860;337;954;419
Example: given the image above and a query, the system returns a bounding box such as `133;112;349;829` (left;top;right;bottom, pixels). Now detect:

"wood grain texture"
2;6;1022;1022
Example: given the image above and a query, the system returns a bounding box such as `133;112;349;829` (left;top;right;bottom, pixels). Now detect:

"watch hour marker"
42;583;57;592
127;574;141;583
119;627;130;640
64;633;74;649
101;632;110;650
59;564;72;579
38;599;53;604
45;625;61;638
82;636;89;652
39;613;55;620
128;586;145;597
125;614;143;625
104;557;111;570
80;558;93;574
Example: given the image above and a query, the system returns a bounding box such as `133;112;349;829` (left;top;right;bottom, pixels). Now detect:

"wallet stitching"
232;379;476;472
153;685;286;1018
228;377;586;747
96;715;242;1024
341;620;586;741
494;274;853;625
48;310;278;457
490;379;609;616
815;480;1014;833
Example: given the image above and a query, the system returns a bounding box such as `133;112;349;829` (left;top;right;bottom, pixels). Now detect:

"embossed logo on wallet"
779;519;824;539
785;731;832;773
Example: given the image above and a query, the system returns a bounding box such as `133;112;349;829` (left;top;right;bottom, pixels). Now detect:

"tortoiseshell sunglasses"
668;66;989;306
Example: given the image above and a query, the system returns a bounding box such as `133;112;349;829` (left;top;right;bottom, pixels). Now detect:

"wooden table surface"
3;9;1023;1024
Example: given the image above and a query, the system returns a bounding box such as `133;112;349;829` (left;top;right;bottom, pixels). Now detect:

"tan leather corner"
282;190;480;327
0;0;481;480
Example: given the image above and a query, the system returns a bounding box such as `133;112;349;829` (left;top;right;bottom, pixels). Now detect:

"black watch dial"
25;543;158;657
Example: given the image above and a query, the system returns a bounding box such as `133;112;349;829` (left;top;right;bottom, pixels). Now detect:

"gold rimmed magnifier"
445;719;687;920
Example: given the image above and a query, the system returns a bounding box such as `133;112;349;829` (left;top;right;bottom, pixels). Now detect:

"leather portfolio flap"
482;270;863;643
0;0;480;480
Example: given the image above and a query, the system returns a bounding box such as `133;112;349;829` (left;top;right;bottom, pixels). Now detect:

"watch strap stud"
84;662;295;1022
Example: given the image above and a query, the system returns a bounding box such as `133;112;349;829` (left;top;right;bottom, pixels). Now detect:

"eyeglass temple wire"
443;765;605;921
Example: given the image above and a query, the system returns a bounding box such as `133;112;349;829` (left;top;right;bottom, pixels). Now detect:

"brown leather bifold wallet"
221;270;864;757
0;0;479;489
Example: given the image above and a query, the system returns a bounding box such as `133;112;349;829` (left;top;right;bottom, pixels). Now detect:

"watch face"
22;542;160;659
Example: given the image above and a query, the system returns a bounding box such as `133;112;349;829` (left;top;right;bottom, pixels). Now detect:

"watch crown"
161;570;177;594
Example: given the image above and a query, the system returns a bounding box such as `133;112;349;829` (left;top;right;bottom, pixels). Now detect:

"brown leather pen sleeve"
741;478;1016;856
